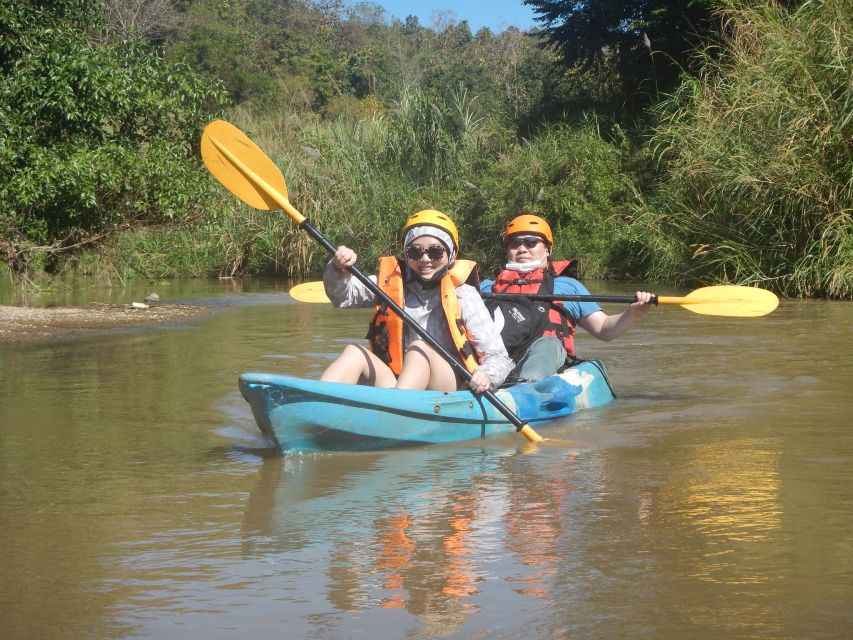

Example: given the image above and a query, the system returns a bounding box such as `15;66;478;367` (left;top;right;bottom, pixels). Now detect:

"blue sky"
350;1;539;33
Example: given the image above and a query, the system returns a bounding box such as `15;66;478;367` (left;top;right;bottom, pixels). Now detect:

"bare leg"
396;340;458;391
320;344;397;387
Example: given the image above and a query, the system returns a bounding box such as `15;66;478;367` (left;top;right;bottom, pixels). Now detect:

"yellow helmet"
402;209;459;249
503;214;553;246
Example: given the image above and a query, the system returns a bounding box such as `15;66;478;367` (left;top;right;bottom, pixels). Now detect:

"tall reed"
99;88;642;281
630;0;852;297
226;95;473;274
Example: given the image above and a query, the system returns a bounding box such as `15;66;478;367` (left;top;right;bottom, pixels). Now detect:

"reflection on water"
240;447;579;636
1;278;852;638
663;439;781;548
504;453;575;599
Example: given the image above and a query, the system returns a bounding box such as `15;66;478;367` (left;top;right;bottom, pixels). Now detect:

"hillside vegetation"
1;0;849;297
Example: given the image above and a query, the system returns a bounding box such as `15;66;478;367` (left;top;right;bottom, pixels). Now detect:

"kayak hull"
239;360;614;453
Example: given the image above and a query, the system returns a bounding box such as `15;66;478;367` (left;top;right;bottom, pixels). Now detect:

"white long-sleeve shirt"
323;261;514;388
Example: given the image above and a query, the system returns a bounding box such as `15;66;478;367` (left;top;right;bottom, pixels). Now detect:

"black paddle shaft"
299;220;529;432
482;293;660;305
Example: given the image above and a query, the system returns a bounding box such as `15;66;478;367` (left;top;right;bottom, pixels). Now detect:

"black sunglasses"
405;244;447;261
506;236;543;249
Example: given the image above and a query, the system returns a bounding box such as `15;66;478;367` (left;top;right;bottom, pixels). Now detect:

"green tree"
0;0;225;274
525;0;716;110
167;0;276;107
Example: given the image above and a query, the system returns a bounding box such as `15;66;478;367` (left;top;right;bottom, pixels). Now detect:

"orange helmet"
503;214;553;246
402;209;459;249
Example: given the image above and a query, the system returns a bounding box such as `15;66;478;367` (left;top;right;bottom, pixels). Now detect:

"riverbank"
0;303;215;343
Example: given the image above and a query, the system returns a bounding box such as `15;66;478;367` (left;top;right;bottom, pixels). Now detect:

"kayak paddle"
289;281;779;318
200;119;544;444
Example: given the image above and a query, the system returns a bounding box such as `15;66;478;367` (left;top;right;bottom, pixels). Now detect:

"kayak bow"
239;360;615;453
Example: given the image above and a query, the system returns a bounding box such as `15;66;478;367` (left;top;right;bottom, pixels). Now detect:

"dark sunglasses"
405;244;447;261
506;236;543;250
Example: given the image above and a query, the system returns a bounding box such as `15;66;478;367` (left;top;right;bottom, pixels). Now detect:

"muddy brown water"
1;278;851;639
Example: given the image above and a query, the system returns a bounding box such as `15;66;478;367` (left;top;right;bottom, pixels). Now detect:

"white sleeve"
322;261;378;308
456;284;514;388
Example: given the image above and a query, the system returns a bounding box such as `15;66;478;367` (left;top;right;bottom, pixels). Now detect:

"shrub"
626;0;852;297
0;1;226;274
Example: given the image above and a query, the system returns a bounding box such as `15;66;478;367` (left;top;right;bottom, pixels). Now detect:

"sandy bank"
0;303;215;344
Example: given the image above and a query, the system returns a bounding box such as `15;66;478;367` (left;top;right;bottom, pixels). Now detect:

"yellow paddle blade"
658;285;779;317
289;281;331;303
201;120;288;211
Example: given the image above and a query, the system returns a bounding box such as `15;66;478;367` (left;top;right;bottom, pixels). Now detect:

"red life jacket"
486;260;578;360
366;256;480;375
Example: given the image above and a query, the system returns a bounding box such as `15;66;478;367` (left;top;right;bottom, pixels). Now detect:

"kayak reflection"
241;446;589;630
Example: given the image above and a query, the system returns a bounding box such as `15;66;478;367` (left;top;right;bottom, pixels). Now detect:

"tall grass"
102;88;490;277
628;0;852;297
454;122;642;277
92;87;643;281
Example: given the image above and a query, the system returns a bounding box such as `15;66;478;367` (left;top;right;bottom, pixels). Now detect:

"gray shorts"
510;336;567;382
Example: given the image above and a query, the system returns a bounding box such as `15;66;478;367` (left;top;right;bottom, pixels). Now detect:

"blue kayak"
239;360;614;453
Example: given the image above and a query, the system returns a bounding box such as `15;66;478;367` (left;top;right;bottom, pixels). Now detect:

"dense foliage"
0;0;225;274
162;0;554;131
524;0;716;110
626;0;852;297
0;0;850;298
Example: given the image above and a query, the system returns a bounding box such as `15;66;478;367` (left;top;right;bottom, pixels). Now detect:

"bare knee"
322;344;391;386
398;341;457;392
341;344;377;377
341;344;370;360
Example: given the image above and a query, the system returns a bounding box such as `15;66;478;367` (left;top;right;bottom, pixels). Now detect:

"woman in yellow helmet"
320;210;513;393
482;213;653;382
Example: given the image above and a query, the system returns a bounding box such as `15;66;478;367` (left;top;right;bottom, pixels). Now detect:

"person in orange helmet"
321;210;513;393
481;213;653;382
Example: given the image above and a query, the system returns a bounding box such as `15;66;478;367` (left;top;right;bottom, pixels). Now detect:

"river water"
1;278;851;639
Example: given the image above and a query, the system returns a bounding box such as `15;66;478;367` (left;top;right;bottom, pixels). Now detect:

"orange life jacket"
367;256;480;375
487;260;578;359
